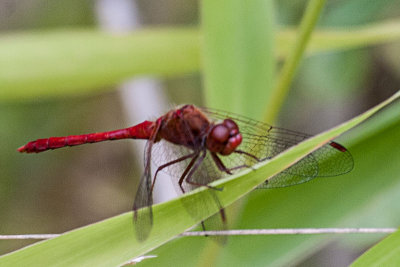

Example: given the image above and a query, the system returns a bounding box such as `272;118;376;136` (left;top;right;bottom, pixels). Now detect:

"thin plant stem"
181;228;397;236
1;228;396;240
264;0;326;122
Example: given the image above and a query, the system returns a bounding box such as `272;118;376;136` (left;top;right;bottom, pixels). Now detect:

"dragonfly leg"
210;152;232;175
151;152;197;193
177;152;200;193
185;150;223;191
211;152;253;174
233;149;262;162
218;207;226;223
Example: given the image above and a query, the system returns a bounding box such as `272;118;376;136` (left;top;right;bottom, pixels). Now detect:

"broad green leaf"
351;229;400;266
1;20;400;101
202;0;275;119
0;91;398;267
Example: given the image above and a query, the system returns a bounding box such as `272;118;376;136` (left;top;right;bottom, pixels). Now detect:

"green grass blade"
279;20;400;57
0;28;200;101
350;229;400;267
0;92;398;267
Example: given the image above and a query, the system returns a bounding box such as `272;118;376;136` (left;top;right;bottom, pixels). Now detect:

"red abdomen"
18;120;155;153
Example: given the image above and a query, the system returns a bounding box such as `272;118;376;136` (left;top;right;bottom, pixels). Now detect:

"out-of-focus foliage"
1;21;400;101
351;229;400;266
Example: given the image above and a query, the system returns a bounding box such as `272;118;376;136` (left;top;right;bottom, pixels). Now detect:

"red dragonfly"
18;104;353;240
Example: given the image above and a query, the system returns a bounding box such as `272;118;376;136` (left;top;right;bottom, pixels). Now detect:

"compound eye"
223;119;239;133
210;125;229;143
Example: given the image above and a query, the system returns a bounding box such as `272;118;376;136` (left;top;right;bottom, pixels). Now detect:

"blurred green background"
1;0;400;266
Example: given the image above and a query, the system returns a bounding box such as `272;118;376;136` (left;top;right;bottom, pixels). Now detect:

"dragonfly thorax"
157;105;212;149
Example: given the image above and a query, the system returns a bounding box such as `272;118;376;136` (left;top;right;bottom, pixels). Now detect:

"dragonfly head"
206;119;242;155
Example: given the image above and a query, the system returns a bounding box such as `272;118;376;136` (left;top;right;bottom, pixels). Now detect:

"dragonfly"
18;104;354;241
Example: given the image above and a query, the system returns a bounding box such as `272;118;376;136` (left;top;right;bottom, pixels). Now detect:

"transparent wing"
133;132;158;241
201;107;354;188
